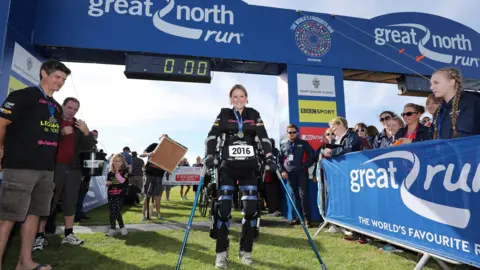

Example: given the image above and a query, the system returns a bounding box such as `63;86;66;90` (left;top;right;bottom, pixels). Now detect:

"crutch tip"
321;264;327;270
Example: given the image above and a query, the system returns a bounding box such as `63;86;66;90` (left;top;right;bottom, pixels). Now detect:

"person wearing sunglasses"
312;128;335;184
421;117;431;127
324;128;336;144
354;123;372;150
279;124;314;228
372;111;397;148
394;103;431;144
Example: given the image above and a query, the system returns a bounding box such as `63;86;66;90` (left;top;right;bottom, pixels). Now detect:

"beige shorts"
0;169;54;221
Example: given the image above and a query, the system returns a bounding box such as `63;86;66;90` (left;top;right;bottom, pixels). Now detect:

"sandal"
32;264;52;270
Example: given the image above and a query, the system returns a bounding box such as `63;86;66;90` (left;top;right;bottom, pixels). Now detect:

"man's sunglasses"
356;128;366;133
325;133;334;136
401;112;418;117
288;131;297;134
380;116;392;122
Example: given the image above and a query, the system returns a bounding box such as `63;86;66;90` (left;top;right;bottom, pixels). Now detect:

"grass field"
3;187;472;270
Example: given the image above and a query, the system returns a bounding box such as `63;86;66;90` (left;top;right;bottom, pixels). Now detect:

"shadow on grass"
228;228;326;253
122;231;250;269
3;235;172;270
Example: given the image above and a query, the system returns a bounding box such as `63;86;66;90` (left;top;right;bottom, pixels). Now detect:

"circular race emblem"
294;19;332;58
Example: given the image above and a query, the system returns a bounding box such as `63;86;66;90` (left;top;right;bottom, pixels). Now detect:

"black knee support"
240;185;261;240
209;185;234;239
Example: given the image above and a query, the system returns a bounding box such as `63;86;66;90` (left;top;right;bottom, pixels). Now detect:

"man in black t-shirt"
139;135;168;220
0;60;71;270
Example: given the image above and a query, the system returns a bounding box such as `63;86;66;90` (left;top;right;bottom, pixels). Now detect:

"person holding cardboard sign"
204;84;277;269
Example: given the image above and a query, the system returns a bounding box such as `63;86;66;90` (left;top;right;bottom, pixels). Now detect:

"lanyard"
37;85;55;117
405;124;419;140
233;109;243;133
290;141;295;154
437;103;446;136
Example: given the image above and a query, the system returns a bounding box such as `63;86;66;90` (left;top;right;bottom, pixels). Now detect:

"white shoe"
184;196;189;200
61;233;84;245
326;225;341;233
33;236;48;251
105;229;117;236
120;227;128;236
215;251;228;269
238;251;253;265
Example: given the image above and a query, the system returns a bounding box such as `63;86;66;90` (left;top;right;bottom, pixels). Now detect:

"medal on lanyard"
233;109;244;138
38;85;57;124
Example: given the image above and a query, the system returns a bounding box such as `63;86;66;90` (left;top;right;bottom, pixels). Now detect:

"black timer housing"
124;54;212;83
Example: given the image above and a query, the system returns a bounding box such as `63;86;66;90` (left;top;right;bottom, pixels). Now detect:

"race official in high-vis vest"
204;84;277;269
279;124;314;228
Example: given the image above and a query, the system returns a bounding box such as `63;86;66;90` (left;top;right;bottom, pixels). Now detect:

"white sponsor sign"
162;166;203;185
297;73;335;97
11;43;41;85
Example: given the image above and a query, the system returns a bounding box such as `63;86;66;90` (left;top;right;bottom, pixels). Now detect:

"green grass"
4;228;471;269
62;186;242;226
3;187;473;269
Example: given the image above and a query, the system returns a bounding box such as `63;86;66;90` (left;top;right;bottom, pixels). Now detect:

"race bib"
229;145;254;158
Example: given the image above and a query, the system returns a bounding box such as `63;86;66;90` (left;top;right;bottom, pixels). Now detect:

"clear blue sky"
54;0;479;163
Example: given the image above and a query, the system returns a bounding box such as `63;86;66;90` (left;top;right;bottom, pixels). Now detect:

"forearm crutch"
176;164;207;270
275;170;327;270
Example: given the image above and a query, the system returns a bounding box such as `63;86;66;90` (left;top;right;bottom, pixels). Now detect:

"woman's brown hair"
432;68;463;139
229;84;248;98
404;103;426;115
367;125;379;137
355;122;368;130
390;116;405;128
426;94;442;106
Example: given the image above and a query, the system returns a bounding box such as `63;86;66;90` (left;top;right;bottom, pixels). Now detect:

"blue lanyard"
37;85;55;117
233;109;243;133
290;141;295;154
437;102;446;136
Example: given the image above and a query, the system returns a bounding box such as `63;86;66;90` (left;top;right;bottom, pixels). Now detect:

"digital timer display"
124;54;212;83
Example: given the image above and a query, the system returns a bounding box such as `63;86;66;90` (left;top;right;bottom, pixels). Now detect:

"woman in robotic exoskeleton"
204;84;277;269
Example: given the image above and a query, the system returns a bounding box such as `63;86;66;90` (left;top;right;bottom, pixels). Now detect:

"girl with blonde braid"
429;67;480;139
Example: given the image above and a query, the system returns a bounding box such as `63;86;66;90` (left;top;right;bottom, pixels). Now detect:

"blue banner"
322;136;480;267
32;1;480;79
0;0;10;73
